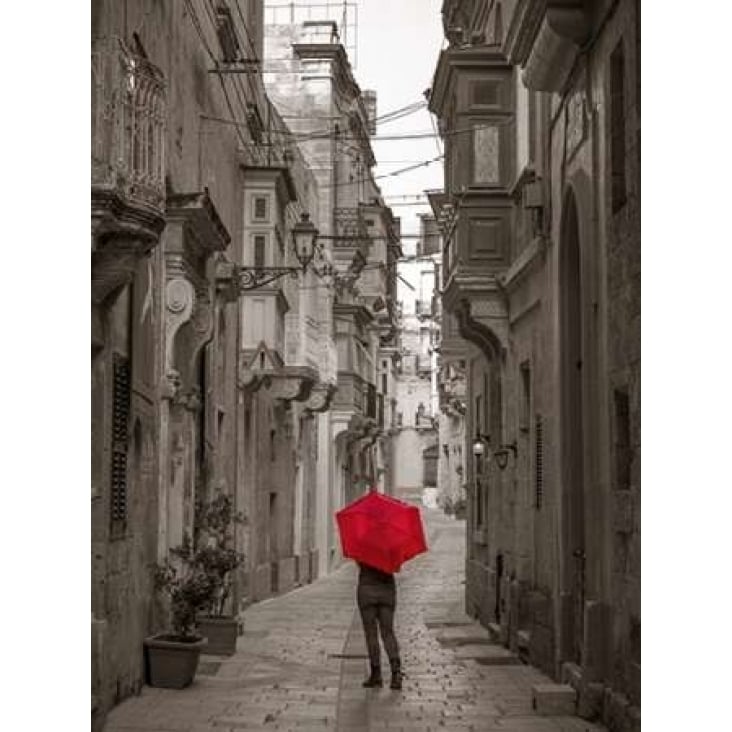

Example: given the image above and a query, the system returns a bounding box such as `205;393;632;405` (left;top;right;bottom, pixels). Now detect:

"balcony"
92;36;166;210
91;36;166;306
333;372;378;421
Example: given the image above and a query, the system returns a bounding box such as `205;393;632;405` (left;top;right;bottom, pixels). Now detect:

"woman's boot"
389;659;403;690
362;664;383;688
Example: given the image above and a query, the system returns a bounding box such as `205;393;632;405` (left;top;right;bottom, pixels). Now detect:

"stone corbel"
263;366;318;403
163;273;195;396
175;288;215;400
452;297;508;363
305;382;337;414
237;352;265;394
521;4;590;92
215;259;240;304
174;386;202;412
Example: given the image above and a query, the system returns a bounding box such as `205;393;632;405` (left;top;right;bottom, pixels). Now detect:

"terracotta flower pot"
144;634;207;689
197;616;239;656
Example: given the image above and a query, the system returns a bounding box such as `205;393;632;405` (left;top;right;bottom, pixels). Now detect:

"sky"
354;0;445;309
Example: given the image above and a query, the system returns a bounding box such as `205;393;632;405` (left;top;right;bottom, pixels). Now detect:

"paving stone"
104;510;605;732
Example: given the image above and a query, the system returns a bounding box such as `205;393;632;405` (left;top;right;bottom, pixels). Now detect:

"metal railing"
92;36;166;209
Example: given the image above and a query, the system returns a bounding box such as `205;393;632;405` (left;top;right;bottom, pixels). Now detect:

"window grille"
110;353;131;526
534;414;544;509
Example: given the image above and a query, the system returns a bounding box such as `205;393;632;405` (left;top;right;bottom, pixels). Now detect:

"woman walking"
357;561;402;690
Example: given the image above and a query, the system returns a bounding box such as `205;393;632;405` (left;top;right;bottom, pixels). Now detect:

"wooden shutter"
534;413;544;509
110;353;131;526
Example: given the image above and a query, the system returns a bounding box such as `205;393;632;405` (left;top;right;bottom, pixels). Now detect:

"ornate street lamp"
472;432;517;471
237;212;320;291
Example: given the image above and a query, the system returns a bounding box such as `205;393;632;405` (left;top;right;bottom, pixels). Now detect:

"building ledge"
166;190;231;255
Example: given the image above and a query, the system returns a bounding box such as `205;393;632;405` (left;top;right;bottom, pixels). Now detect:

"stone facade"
428;1;640;730
91;2;392;729
263;11;401;571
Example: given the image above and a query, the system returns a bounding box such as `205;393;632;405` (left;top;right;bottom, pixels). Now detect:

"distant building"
264;10;401;569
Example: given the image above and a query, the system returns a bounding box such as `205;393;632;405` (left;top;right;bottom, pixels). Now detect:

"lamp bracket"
237;266;300;291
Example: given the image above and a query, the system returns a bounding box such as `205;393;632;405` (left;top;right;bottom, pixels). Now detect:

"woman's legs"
358;603;382;670
376;604;400;665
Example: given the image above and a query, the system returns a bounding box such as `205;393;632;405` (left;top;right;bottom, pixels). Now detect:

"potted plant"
145;533;217;689
193;492;246;656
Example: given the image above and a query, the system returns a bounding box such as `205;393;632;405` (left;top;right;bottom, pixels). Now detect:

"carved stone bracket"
263;365;318;403
162;189;230;398
521;4;590;92
452;296;508;362
215;259;240;303
305;382;337;414
443;270;509;361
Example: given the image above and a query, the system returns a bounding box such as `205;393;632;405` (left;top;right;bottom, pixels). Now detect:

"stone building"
428;1;640;730
263;11;401;570
91;1;338;727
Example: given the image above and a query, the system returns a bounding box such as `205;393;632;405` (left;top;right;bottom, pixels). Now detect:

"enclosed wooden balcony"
91;36;167;306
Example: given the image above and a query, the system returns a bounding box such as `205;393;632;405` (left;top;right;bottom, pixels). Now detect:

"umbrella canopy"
336;490;427;574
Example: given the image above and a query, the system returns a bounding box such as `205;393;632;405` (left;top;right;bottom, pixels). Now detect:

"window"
254;234;266;268
473;124;500;184
610;41;627;212
253;195;268;221
110;353;131;529
519;362;531;432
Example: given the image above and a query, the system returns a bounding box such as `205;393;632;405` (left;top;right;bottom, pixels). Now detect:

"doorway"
559;189;586;665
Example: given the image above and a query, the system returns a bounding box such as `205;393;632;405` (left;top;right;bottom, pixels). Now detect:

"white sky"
354;0;445;308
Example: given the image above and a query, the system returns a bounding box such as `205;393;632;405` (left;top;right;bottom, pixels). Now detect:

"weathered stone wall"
92;1;262;725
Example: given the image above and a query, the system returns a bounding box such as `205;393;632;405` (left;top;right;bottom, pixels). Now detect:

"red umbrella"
336;490;428;574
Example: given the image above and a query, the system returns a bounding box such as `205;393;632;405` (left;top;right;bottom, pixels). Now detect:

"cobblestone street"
105;508;605;732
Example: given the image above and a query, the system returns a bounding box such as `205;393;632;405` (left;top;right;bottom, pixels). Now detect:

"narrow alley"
105;508;603;732
90;1;640;730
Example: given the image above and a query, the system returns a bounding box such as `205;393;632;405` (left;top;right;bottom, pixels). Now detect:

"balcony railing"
92;36;166;209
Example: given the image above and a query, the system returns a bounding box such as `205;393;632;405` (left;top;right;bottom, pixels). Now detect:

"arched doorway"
559;189;586;666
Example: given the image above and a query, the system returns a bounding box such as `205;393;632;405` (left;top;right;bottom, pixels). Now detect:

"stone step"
532;683;577;716
455;644;521;665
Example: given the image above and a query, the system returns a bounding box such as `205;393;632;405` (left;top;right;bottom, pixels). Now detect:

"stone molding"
91;189;165;306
